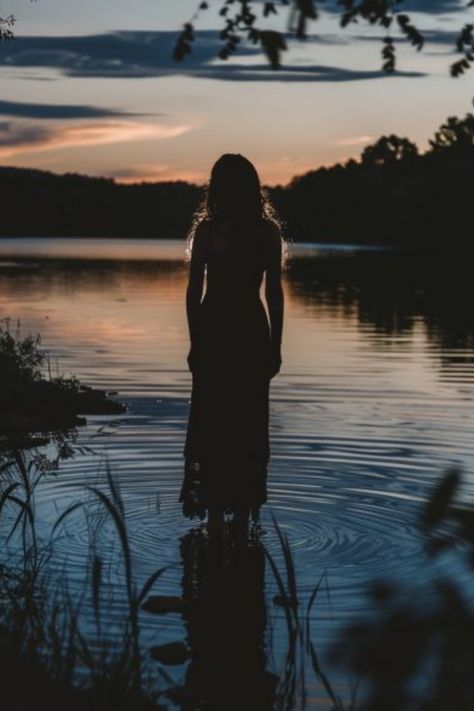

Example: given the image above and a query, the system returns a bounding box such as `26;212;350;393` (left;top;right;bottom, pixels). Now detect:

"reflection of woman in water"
179;529;277;711
180;154;284;530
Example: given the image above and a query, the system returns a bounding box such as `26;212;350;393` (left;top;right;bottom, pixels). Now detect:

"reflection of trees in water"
288;250;474;372
179;528;277;711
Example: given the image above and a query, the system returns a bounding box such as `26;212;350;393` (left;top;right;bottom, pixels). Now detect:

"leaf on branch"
264;2;278;18
220;19;234;40
455;23;473;53
173;23;195;62
0;28;15;41
340;12;355;29
382;36;396;73
451;56;473;77
397;14;424;51
260;30;288;69
292;0;318;39
243;10;257;27
248;27;260;44
0;14;16;42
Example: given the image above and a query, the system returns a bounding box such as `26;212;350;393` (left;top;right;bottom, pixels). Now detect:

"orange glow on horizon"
109;150;365;188
0;121;192;159
112;168;208;185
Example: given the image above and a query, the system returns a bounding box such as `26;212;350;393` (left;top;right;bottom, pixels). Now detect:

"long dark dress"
180;219;273;520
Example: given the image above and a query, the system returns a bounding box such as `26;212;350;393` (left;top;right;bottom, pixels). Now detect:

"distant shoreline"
0;237;470;268
2;139;474;247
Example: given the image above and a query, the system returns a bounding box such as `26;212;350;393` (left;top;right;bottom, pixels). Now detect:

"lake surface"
1;238;474;706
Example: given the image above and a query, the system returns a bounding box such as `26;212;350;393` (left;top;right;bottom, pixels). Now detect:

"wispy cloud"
335;135;373;147
0;120;191;158
0;99;152;120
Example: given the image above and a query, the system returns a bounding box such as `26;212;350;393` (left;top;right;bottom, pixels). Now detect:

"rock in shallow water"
141;595;186;614
150;642;190;666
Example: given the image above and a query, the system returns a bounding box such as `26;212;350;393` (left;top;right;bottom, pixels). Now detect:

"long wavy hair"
185;154;286;262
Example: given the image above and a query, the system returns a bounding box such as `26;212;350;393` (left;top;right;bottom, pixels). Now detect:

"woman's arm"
186;221;208;369
264;222;284;378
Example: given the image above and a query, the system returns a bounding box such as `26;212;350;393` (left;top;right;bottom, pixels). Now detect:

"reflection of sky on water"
1;239;474;706
0;237;188;261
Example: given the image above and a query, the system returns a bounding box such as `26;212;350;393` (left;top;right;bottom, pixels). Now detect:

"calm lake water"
1;238;474;706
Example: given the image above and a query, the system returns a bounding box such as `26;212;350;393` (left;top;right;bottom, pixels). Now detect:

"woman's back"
201;217;274;306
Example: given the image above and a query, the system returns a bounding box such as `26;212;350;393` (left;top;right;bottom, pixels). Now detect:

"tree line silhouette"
1;113;473;246
275;113;474;245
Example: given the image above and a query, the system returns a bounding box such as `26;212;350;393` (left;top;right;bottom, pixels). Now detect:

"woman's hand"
268;346;282;379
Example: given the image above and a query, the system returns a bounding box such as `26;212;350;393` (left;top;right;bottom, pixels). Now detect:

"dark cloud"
0;30;424;81
322;0;463;13
352;29;460;50
0;31;229;79
0;120;51;147
0;99;148;119
394;0;463;13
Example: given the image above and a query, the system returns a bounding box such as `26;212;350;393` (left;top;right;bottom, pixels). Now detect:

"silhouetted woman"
180;154;284;531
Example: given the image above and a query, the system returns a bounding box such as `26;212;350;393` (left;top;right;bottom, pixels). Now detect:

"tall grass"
0;451;165;709
53;461;167;695
266;515;348;711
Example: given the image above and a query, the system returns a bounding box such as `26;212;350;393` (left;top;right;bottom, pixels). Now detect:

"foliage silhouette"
361;134;418;166
276;113;474;245
0;14;13;41
0;320;125;443
429;113;474;151
0;167;200;239
174;0;473;77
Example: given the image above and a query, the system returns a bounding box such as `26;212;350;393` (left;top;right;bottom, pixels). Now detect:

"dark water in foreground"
1;239;474;706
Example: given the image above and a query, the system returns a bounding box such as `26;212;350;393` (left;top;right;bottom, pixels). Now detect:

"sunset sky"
0;0;473;184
